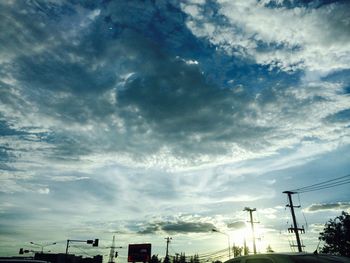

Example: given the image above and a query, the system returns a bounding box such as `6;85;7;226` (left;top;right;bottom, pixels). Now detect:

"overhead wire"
70;245;94;257
169;248;229;262
297;193;308;230
289;174;350;193
296;180;350;193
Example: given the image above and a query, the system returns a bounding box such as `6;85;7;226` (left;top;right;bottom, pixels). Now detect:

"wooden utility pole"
244;207;259;254
283;191;305;252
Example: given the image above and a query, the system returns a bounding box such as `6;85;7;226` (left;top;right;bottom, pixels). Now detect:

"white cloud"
0;180;28;194
182;0;350;75
50;176;90;182
259;208;278;219
37;187;50;195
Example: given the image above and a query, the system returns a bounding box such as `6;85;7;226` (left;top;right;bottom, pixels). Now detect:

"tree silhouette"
164;256;170;263
319;211;350;257
189;254;199;263
172;253;186;263
243;245;250;256
172;254;179;263
232;245;243;257
151;255;161;263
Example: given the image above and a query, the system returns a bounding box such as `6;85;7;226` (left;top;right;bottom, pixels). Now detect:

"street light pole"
30;242;57;253
212;229;231;259
66;239;99;255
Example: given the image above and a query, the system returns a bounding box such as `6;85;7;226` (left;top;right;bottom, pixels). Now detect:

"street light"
30;242;57;253
212;229;231;259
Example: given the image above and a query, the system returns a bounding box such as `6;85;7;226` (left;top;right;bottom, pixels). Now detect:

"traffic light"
93;239;99;247
19;248;30;254
87;240;94;244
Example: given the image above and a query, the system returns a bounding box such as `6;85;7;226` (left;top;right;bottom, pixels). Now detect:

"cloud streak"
304;202;350;213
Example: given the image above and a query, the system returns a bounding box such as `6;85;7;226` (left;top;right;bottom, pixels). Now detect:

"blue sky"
0;0;350;261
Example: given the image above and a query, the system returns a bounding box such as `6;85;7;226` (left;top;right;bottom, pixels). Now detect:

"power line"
70;245;94;257
296;180;350;193
289;174;350;193
296;193;309;231
169;248;229;262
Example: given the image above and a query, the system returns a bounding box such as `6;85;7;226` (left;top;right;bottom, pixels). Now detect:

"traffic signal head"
93;239;99;247
19;248;24;254
87;240;94;244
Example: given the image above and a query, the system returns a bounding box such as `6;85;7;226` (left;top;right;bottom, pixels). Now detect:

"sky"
0;0;350;261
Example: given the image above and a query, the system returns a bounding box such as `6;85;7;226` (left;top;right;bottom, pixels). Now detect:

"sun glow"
229;224;277;254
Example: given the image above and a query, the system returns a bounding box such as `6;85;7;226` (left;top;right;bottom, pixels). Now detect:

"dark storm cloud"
325;109;350;123
0;0;277;166
0;224;22;236
0;0;349;171
0;120;26;137
115;39;272;156
15;53;117;95
0;121;19;168
162;221;215;234
305;202;350;212
0;119;51;169
227;221;246;229
138;220;215;234
137;223;161;234
104;0;194;54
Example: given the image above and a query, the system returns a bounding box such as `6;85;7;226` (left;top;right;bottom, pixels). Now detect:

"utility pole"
108;236;116;263
283;191;305;252
108;236;122;263
244;207;259;254
164;237;172;263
